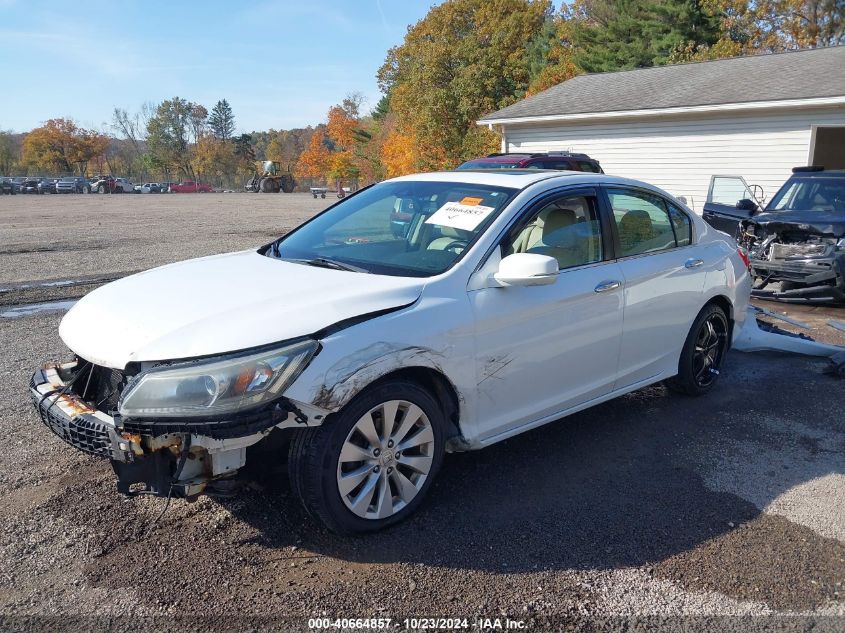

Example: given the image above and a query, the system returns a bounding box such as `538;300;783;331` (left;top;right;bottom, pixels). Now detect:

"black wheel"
288;379;446;534
321;193;325;199
668;304;729;396
98;185;105;194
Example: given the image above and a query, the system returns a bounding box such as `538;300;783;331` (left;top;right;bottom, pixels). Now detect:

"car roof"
388;169;577;188
388;169;647;190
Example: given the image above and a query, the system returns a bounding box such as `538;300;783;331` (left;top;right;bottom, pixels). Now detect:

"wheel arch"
315;364;465;448
702;294;734;348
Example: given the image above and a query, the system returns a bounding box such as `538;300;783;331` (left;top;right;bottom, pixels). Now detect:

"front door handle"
685;258;704;269
594;280;621;293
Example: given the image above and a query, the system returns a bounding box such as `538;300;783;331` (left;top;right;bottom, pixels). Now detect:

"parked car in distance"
31;170;751;534
170;180;213;193
21;178;42;194
11;176;26;193
134;183;162;194
1;177;16;195
56;176;91;194
159;181;174;193
458;151;604;173
91;176;134;193
90;176;119;194
39;178;59;194
704;167;845;301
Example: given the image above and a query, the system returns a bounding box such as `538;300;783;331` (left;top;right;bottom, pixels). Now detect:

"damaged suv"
31;171;750;533
706;167;845;301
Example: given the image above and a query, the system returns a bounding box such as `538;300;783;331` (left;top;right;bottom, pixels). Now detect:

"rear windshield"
457;160;522;170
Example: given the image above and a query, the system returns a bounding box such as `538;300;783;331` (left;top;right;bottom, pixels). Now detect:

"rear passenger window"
577;161;601;173
607;189;677;257
541;161;573;170
667;203;692;247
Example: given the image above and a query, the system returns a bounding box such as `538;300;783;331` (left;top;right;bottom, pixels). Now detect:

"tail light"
737;247;750;269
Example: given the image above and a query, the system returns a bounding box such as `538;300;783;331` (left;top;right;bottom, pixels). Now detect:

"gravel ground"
0;193;843;632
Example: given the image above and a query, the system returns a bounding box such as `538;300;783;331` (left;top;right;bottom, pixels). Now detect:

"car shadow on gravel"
224;352;845;610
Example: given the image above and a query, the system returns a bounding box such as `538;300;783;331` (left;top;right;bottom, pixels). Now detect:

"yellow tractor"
245;160;295;193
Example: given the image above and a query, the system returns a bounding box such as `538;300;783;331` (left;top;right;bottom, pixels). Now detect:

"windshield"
457;160;521;170
768;176;845;213
267;180;517;277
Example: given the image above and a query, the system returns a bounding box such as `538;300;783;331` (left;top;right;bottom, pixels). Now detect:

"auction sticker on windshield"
425;200;496;231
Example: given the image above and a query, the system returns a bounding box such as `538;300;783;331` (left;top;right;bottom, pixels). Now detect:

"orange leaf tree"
295;130;331;181
22;118;109;175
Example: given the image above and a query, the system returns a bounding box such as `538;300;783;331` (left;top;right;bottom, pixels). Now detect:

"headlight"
837;238;845;251
118;339;318;418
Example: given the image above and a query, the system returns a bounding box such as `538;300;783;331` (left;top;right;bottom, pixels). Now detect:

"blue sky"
0;0;437;133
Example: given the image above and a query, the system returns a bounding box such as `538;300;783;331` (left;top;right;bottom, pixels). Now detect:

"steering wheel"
442;239;469;253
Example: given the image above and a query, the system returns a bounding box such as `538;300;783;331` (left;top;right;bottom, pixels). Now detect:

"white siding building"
478;47;845;213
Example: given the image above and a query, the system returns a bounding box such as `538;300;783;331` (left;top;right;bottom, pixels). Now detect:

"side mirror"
736;198;758;212
493;253;559;287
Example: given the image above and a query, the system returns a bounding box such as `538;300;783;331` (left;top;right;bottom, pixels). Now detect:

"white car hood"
59;251;425;369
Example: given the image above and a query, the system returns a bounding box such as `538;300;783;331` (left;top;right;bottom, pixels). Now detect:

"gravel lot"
1;193;843;631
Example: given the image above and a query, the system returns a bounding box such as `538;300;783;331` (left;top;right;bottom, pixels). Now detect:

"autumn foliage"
22;118;109;175
296;131;332;180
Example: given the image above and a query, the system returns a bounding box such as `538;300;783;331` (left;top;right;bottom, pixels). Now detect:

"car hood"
752;210;845;238
59;250;425;369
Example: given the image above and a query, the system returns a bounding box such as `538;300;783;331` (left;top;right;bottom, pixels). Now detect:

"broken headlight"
118;339;318;418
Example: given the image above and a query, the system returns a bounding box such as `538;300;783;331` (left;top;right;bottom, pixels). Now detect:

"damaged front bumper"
741;220;845;301
30;360;322;498
750;252;845;300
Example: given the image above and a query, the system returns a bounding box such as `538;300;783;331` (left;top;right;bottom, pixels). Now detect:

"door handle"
685;258;704;269
594;280;621;293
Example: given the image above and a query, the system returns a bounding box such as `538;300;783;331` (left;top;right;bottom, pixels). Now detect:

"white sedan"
134;182;162;194
30;170;751;533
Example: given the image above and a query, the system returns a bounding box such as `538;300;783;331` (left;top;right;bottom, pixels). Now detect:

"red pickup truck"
170;181;213;193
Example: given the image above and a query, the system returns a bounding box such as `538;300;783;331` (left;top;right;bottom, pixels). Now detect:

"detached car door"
702;175;761;236
469;188;624;442
603;187;707;388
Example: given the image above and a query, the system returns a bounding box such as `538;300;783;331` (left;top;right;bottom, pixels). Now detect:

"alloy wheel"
336;399;435;520
692;313;727;388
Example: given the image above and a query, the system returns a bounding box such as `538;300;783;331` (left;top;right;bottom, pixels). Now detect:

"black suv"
705;166;845;301
457;151;603;173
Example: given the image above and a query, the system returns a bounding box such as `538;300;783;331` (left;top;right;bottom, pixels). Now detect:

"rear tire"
667;304;729;396
288;379;446;534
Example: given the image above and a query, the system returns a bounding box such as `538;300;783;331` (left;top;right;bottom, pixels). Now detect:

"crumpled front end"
30;358;315;498
740;219;845;301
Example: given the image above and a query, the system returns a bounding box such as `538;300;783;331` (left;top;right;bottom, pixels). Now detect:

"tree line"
1;0;842;188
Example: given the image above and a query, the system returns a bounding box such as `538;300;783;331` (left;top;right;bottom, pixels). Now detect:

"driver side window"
504;194;603;270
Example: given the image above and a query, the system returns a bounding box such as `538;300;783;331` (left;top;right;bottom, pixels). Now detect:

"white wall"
501;106;845;213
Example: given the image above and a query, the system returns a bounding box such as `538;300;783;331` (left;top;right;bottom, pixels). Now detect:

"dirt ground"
0;193;843;631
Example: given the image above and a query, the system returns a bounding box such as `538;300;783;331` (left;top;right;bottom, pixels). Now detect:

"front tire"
288;379;446;534
668;304;729;396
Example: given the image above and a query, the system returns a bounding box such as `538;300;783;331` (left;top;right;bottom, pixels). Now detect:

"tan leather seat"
512;218;544;253
543;207;577;237
427;226;472;253
533;208;584;267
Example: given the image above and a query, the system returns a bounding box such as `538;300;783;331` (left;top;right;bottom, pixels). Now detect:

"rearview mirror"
736;198;758;212
493;253;559;287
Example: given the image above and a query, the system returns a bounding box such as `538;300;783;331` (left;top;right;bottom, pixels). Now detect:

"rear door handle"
685;258;704;269
594;280;621;293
